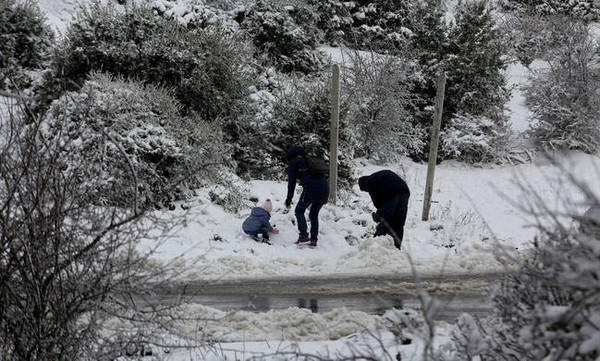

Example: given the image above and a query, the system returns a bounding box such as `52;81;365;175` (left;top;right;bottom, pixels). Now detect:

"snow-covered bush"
148;0;240;31
343;48;426;161
525;21;600;153
305;0;354;46
441;113;512;164
447;171;600;360
342;0;416;52
40;72;228;209
39;0;255;124
0;0;53;90
0;100;190;360
238;0;327;74
499;0;600;21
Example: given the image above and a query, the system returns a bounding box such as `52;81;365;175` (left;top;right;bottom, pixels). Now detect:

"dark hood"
286;145;307;161
358;176;371;192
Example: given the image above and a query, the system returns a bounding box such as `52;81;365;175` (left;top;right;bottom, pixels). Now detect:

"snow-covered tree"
525;21;600;153
441;0;511;162
444;0;510;120
342;0;416;52
305;0;354;46
0;0;53;90
238;0;327;74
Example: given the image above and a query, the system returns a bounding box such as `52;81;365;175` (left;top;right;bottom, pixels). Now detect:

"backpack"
302;155;329;177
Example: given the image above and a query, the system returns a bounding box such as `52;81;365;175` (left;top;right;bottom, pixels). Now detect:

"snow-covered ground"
7;1;600;359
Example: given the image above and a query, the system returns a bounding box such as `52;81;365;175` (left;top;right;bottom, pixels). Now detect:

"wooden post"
329;64;340;204
422;73;446;221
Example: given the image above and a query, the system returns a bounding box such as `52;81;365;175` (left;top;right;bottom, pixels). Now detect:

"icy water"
156;274;498;322
165;293;490;323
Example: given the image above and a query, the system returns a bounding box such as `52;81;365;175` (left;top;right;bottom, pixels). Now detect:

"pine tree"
440;0;512;162
444;0;510;120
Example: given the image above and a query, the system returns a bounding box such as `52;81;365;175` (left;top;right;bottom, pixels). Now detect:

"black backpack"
302;155;329;177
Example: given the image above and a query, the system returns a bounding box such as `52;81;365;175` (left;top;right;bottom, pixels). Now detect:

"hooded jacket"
286;145;329;202
242;206;274;235
358;170;410;210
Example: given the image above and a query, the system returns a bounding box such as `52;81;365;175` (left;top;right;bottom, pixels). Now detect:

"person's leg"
307;200;326;242
391;193;410;250
295;193;311;240
374;195;400;237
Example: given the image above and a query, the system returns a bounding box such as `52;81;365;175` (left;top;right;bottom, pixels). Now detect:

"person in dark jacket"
358;170;410;250
242;199;278;244
285;145;329;248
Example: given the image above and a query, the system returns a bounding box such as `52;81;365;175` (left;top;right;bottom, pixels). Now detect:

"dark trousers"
295;192;327;241
374;192;410;250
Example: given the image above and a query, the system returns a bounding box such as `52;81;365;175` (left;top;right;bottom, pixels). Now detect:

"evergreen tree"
406;0;450;159
0;0;53;90
440;0;512;162
239;0;326;74
444;0;510;120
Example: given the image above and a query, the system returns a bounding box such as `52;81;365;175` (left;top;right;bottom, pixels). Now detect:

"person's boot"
294;234;310;245
308;239;317;248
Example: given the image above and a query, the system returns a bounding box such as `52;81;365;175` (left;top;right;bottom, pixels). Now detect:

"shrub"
450;174;600;360
342;48;426;161
441;113;512;164
305;0;354;46
40;72;228;209
265;75;355;189
0;0;53;90
341;0;417;53
38;0;255;124
498;0;600;21
525;21;600;153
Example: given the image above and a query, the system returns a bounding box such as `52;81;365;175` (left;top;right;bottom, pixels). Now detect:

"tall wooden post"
422;73;446;221
329;64;340;204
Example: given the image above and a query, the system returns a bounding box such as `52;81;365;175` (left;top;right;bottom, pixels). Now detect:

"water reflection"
297;298;319;312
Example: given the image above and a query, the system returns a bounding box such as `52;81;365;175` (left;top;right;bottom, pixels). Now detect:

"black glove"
285;198;292;208
372;212;381;223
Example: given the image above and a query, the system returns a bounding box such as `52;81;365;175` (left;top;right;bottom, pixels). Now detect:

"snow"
9;0;600;359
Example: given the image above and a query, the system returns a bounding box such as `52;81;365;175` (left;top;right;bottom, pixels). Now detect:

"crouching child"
242;199;279;244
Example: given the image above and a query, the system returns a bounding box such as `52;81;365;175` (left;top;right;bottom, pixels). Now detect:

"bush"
305;0;353;46
244;74;355;189
239;0;327;74
0;99;185;360
525;21;600;153
38;0;255;124
449;175;600;360
441;113;512;164
0;0;53;90
339;0;417;53
40;72;228;209
499;0;600;21
342;48;426;161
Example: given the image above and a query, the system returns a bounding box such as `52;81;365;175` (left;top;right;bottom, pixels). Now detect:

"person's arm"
286;158;299;206
261;214;274;232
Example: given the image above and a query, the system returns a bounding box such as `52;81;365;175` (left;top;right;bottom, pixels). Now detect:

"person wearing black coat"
285;145;329;247
358;170;410;250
